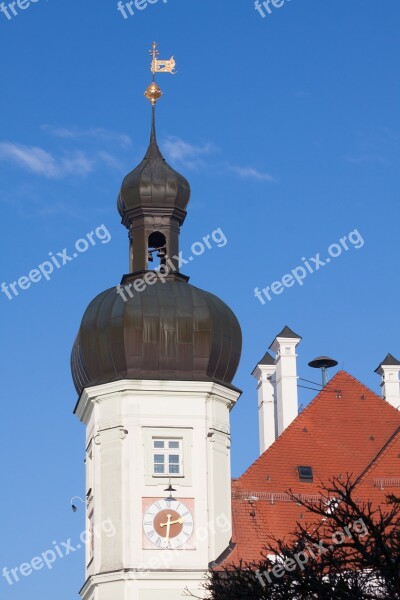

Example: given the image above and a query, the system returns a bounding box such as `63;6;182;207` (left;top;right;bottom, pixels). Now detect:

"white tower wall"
75;379;240;600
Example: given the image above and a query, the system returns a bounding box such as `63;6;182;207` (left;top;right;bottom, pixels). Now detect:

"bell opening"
148;231;167;267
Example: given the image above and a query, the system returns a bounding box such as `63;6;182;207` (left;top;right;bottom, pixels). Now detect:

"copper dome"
117;116;190;227
71;277;242;395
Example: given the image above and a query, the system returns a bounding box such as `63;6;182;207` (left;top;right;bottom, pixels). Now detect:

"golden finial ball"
144;82;163;106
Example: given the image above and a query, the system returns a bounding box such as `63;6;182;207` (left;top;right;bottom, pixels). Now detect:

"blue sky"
0;0;399;597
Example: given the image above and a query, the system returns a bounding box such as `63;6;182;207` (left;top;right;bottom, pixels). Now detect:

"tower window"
298;466;313;482
153;439;182;476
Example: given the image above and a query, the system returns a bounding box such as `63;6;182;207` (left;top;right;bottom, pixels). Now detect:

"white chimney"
375;354;400;410
269;326;301;436
253;326;301;454
252;352;277;454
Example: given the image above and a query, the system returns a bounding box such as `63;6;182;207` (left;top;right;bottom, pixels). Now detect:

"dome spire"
143;42;176;155
117;43;190;276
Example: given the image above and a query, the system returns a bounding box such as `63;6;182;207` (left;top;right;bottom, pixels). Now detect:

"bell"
164;483;176;493
164;479;177;501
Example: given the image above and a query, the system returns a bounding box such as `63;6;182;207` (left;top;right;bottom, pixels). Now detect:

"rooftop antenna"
308;356;338;386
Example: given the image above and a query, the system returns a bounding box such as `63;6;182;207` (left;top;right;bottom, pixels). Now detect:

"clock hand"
160;515;172;528
160;516;186;530
165;514;171;543
160;514;172;542
167;517;185;526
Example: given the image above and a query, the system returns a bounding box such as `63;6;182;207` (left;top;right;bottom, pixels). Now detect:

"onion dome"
117;110;190;228
71;277;241;394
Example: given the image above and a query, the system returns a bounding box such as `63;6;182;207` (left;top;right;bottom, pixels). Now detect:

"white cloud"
42;125;132;148
0;142;94;178
161;136;277;182
162;136;217;169
60;151;94;175
229;165;277;182
98;150;123;170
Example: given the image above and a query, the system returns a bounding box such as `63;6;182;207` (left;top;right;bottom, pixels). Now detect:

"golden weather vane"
150;41;176;76
144;42;176;106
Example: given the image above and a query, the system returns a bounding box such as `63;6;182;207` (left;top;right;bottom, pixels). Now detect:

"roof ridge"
334;369;382;400
237;371;348;483
337;369;400;415
354;425;400;489
237;370;399;484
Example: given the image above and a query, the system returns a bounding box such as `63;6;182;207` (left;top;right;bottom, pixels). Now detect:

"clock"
143;498;194;549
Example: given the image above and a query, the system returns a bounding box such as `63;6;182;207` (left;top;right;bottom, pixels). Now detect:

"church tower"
71;44;242;600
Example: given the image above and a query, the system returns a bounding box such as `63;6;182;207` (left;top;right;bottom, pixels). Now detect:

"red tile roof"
355;426;400;504
223;371;400;566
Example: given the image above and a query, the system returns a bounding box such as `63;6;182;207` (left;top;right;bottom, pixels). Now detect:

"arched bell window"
148;231;167;267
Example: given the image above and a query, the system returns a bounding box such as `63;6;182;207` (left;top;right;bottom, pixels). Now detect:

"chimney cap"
259;351;275;366
375;353;400;373
269;325;302;349
251;351;275;376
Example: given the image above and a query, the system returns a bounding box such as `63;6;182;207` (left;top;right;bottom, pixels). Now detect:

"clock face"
143;499;194;549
